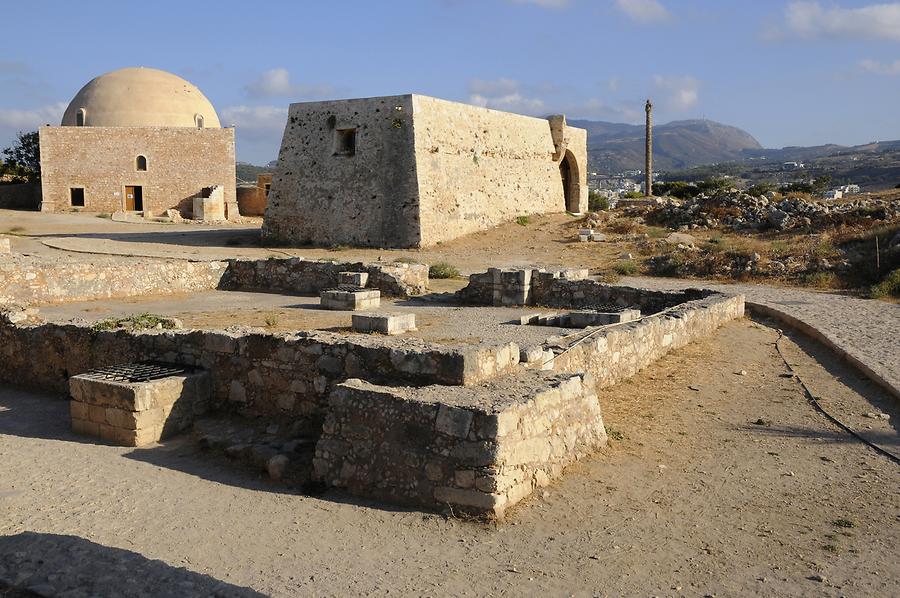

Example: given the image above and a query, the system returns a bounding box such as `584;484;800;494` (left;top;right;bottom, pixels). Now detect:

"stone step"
193;415;319;489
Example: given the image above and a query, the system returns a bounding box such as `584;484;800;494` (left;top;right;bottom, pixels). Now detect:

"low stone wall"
544;293;746;387
457;267;701;312
0;256;227;306
0;182;41;210
0;256;429;307
219;257;428;297
0;313;520;420
313;371;606;517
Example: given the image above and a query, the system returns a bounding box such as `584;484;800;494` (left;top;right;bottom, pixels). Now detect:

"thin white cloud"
859;58;900;75
571;98;642;122
0;102;67;129
467;78;546;114
607;77;621;92
244;68;335;99
615;0;670;23
783;1;900;41
653;75;700;110
220;105;288;139
504;0;570;8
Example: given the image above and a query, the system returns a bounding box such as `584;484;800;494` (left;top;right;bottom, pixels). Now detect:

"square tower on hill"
262;95;587;248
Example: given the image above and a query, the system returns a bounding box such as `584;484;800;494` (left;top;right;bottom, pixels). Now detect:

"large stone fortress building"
39;67;236;216
262;95;587;248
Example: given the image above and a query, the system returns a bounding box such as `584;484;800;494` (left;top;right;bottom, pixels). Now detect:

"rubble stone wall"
313;372;606;517
0;315;520;419
0;256;227;306
218;257;428;297
38;126;236;216
547;294;746;387
0;256;428;307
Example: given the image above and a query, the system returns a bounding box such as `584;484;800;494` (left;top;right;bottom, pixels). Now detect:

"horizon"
1;0;899;164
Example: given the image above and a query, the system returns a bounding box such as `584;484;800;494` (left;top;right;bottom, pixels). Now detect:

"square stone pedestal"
69;362;210;447
320;289;381;311
352;312;416;335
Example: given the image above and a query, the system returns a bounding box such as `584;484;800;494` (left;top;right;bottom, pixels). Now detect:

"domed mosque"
39;67;237;217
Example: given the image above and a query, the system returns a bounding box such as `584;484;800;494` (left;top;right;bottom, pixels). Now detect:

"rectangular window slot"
70;188;85;207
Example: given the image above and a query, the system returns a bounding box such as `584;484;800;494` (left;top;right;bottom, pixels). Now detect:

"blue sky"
1;0;898;163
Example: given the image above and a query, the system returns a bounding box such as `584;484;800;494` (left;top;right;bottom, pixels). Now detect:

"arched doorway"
560;150;580;213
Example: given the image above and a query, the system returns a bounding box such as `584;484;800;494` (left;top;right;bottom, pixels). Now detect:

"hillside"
569;118;763;173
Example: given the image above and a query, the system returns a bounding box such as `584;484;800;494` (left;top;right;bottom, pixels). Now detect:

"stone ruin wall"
262;96;422;248
0;182;41;210
0;256;428;307
38;126;236;216
411;96;588;245
0;315;521;422
314;372;607;517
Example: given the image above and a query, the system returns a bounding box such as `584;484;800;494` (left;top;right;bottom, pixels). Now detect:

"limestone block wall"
263;94;588;249
219;257;428;297
314;372;606;517
0;256;428;307
38;126;236;216
0;314;521;419
0;256;227;306
413;96;587;245
546;294;746;387
262;96;422;247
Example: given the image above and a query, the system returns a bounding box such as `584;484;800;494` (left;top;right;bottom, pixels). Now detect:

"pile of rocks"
648;190;898;232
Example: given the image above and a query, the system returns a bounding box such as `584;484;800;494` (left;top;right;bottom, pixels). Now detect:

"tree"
1;130;41;181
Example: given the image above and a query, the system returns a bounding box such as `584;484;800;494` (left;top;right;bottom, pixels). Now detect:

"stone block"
351;312;416;335
192;194;226;222
0;238;10;255
518;313;540;325
67;364;210;447
320;289;381;311
338;271;369;287
435;405;474;438
567;308;641;328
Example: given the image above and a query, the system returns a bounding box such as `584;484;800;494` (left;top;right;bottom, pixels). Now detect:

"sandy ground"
1;209;617;274
35;287;580;346
2;320;897;597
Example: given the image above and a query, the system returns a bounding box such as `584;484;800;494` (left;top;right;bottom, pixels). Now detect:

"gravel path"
624;276;900;399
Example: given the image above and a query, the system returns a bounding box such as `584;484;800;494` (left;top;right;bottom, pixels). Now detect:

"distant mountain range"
569;118;763;173
570;117;900;179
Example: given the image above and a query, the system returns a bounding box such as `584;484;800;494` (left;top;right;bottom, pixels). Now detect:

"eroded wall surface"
39;126;236;215
262;96;421;248
262;95;588;248
413;96;587;245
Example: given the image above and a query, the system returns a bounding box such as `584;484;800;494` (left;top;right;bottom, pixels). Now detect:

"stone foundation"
0;256;428;307
313;371;606;517
69;365;210;446
351;312;416;335
320;289;381;311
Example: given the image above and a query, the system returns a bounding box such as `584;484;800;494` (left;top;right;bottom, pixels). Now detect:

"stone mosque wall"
39;126;236;216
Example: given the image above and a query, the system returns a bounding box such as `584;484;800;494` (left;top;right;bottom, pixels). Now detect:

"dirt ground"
2;319;898;597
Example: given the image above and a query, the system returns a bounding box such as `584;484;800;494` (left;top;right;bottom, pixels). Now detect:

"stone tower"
645;99;653;197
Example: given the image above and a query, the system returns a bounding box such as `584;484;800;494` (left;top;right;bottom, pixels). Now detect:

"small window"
195;114;204;129
76;108;86;127
334;128;357;156
70;188;85;207
136;155;147;171
264;183;271;196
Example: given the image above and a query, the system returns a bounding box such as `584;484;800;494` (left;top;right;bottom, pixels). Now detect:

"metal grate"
80;361;191;383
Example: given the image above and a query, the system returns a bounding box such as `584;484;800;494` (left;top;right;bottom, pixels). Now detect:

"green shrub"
588;190;609;211
654;181;700;200
428;261;461;279
870;269;900;299
622;191;644;199
613;260;639;275
394;256;422;264
746;182;775;197
515;215;530;226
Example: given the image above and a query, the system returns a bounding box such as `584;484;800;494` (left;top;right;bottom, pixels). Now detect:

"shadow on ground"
0;532;266;597
32;228;263;250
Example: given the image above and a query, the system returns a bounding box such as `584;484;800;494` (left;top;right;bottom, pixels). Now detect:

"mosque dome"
61;67;221;128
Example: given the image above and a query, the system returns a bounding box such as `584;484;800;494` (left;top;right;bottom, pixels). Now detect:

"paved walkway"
624;276;900;399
